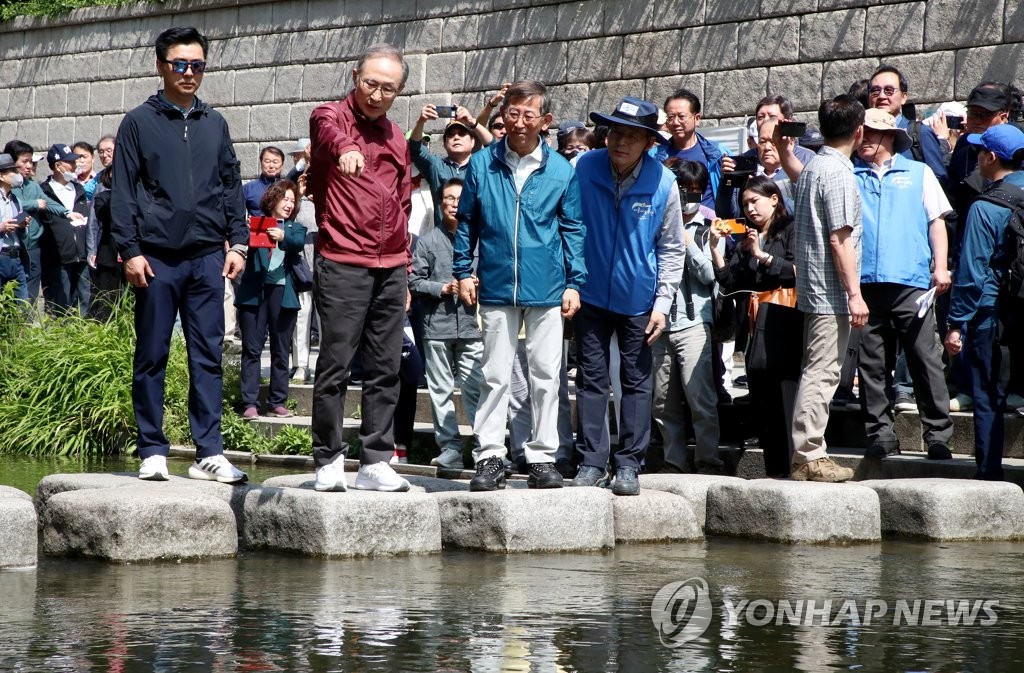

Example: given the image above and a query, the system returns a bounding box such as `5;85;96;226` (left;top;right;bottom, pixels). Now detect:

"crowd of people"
3;26;1024;491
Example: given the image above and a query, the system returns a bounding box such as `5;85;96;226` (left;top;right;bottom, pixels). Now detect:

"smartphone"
945;115;964;131
714;218;748;238
683;190;703;205
435;105;457;118
778;120;807;138
732;155;758;172
13;211;30;227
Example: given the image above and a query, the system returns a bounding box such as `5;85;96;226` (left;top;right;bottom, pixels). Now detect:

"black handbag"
290;255;314;293
746;302;804;378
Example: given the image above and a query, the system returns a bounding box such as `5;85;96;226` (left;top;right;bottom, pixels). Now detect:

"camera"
945;115;964;131
435;105;458;118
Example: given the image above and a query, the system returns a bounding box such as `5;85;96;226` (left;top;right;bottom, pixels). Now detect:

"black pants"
238;284;297;409
746;369;792;477
311;258;406;467
858;283;953;447
87;264;127;321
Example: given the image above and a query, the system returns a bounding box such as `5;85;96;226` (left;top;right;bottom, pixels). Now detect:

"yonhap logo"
650;577;713;647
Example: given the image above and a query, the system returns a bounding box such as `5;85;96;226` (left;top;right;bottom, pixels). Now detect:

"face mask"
683;202;700;215
8;173;24;188
294;158;307;173
62;171;78;183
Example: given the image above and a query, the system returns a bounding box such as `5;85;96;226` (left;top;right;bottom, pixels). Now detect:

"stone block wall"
0;0;1020;178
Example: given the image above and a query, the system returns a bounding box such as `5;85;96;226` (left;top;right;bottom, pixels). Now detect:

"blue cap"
966;124;1024;161
589;96;669;146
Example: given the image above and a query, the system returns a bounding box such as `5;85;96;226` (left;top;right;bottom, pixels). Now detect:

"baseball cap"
289;138;310;156
0;153;16;171
799;125;825;150
443;119;474;137
556;119;585;140
46;144;82;164
965;124;1024;161
967;84;1010;112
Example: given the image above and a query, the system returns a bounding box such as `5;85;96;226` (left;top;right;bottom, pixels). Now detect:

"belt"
0;247;20;258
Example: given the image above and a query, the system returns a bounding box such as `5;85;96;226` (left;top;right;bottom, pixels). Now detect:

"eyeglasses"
160;58;207;74
665;113;696;123
441;195;460;204
97;148;114;156
504;109;541;123
358;78;399;98
868;85;902;98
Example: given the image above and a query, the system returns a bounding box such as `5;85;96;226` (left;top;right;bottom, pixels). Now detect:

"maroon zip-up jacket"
309;91;412;269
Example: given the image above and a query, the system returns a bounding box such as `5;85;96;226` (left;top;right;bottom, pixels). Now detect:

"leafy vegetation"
0;0;163;22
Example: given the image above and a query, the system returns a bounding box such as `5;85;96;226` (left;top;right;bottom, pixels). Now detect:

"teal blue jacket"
234;219;307;309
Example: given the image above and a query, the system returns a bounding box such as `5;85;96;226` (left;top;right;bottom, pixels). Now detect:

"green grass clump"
1;1;163;22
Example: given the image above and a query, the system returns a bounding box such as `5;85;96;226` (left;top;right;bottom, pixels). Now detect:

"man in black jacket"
39;144;91;316
111;26;249;484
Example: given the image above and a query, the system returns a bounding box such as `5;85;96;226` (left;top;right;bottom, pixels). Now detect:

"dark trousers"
87;265;127;321
396;333;425;447
574;302;653;471
746;369;791;477
0;255;28;301
238;284;297;409
858;284;952;447
965;309;1007;480
311;258;406;467
25;246;41;302
133;251;225;460
43;260;89;316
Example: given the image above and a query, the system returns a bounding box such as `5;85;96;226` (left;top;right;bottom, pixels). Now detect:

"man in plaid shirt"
789;94;869;482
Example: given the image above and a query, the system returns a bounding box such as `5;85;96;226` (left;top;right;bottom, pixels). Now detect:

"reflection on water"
2;540;1024;672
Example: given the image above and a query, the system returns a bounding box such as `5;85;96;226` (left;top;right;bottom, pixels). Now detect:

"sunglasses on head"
161;58;207;74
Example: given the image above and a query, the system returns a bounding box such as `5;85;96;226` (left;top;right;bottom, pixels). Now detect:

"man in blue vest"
570;97;685;496
853;108;954;461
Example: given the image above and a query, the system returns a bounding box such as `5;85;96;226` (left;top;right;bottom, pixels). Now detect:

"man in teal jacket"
452;80;585;492
571;97;685;496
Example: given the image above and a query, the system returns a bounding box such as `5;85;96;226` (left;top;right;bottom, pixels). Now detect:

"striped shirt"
793;146;862;315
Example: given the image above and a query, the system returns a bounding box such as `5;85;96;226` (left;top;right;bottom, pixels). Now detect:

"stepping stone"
639;473;746;528
859;478;1024;541
36;473;256;535
262;473;432;492
0;486;36;568
243;486;442;557
435;488;615;552
40;486;237;562
612;489;703;543
705;479;881;544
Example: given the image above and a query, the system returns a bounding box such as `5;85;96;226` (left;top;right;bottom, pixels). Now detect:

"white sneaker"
138;455;170;481
291;367;308;384
430;447;464;470
354;462;411;492
950;393;973;412
1006;393;1024;410
314;461;348;492
188;454;248;484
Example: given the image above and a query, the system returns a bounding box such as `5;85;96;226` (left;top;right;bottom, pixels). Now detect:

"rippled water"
3;457;1024;672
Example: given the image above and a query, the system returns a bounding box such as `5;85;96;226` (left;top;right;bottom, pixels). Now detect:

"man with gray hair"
309;43;414;493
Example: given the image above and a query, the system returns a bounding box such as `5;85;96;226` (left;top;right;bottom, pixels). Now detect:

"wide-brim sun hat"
589;96;670;146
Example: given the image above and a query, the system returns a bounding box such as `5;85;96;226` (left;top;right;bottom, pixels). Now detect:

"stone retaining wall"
0;0;1021;177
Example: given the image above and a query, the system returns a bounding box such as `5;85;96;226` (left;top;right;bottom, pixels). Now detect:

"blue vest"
854;155;932;289
576;150;675;316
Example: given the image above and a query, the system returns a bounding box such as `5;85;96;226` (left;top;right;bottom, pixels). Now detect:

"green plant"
268;425;312;456
221;408;271;454
0;0;163;22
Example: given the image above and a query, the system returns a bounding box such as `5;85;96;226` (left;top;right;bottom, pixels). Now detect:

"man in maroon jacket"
309;43;413;493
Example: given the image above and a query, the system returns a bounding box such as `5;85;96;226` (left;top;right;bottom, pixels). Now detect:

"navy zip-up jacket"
111;92;248;260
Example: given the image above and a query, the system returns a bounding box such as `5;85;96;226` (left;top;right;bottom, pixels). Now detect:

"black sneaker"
927;442;953;460
469;456;506;491
527;462;564;489
554;458;577;479
865;441;901;460
611;466;640;496
569;465;609;487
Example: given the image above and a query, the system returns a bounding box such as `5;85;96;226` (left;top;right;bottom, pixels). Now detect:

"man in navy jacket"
112;26;249;484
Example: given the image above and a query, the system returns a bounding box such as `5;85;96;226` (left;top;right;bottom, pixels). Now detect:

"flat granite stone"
261;473;430;493
612;489;703;543
40;486;237;562
639;474;746;528
706;479;881;544
435;488;616;553
859;478;1024;541
0;492;37;568
243;486;442;557
36;473;256;534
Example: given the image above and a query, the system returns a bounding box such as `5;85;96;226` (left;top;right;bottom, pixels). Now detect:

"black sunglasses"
161;58;207;74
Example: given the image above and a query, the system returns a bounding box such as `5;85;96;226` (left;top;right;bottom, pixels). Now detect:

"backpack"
906;120;926;164
975;180;1024;335
673;223;736;342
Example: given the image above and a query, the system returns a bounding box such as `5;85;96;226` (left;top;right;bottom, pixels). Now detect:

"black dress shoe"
569;465;609;487
611;466;640;496
527;462;564;489
865;441;900;459
470;456;507;491
927;442;953;460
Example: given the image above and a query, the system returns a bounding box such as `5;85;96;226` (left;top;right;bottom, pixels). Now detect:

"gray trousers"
424;338;484;452
651;323;722;469
792;314;850;465
858;283;953;447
